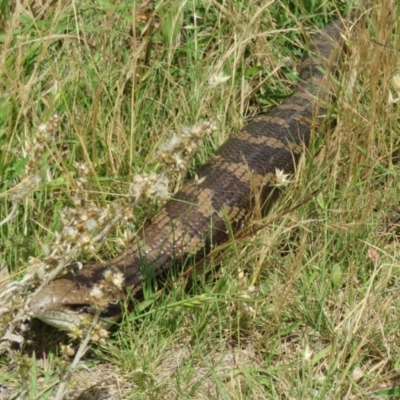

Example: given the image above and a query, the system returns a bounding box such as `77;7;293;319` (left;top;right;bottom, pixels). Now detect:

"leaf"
245;66;264;78
331;263;343;288
160;1;186;46
370;387;400;396
316;191;325;211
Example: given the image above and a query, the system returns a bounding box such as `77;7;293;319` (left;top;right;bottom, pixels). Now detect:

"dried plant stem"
0;203;18;228
53;313;101;400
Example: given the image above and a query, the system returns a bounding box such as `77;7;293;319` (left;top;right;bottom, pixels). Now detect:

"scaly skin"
29;17;347;330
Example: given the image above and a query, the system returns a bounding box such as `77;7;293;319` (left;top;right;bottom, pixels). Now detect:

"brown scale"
29;19;347;328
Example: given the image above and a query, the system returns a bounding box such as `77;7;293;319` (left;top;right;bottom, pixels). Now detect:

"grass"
0;0;400;398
